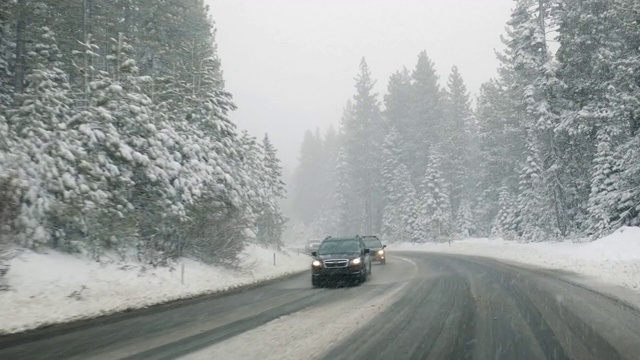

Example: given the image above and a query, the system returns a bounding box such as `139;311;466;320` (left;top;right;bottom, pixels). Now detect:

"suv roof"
362;236;383;247
322;235;365;241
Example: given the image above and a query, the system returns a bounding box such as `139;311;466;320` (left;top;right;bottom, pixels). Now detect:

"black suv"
311;236;372;287
362;235;387;264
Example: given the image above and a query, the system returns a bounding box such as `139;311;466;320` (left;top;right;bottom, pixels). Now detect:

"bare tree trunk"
538;0;549;57
82;0;89;106
115;32;123;82
14;0;26;95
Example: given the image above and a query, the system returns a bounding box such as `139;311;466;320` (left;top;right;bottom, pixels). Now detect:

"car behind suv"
311;236;372;287
362;235;386;264
305;239;321;254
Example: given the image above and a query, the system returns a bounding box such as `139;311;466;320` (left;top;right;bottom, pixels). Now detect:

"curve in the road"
322;252;640;360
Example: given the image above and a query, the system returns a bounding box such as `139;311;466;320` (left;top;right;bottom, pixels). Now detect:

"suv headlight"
378;250;384;255
350;257;361;265
312;260;322;267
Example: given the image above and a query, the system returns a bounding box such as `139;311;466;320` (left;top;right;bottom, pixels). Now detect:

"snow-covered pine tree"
520;0;566;238
0;1;12;111
105;33;184;260
613;11;640;226
262;134;285;198
176;1;236;141
382;164;406;241
331;149;351;236
416;148;452;242
255;134;286;247
147;3;248;262
383;68;413;167
586;127;624;236
68;33;141;257
380;127;418;242
165;1;241;221
381;159;402;242
181;127;252;265
396;164;419;243
342;58;384;234
236;131;267;239
455;198;475;239
381;202;400;242
70;32;181;259
617;134;640;228
409;51;445;179
0;2;11;202
491;186;518;239
515;130;558;241
600;0;640;230
381;126;402;195
555;0;634;236
130;0;185;76
0;33;15;253
8;27;85;249
488;0;563;241
475;79;525;235
442;65;474;219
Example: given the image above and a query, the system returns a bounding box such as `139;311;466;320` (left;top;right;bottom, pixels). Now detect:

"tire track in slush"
321;253;640;360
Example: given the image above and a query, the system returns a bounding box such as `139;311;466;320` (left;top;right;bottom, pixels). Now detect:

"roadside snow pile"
392;226;640;293
0;245;309;335
573;227;640;261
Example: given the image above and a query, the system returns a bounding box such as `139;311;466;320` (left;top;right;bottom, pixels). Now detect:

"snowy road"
1;252;640;359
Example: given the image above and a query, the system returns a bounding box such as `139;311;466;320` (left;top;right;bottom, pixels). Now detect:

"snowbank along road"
1;252;640;360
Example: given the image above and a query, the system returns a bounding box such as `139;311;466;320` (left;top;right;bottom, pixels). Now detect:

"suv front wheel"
360;263;371;283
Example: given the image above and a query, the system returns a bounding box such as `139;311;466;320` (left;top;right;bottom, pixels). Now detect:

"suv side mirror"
383;244;387;249
364;248;370;254
311;251;317;256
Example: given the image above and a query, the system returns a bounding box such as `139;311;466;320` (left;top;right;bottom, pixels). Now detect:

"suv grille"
323;259;349;268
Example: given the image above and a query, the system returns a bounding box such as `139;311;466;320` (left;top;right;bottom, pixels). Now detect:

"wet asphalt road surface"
323;253;640;360
1;251;640;360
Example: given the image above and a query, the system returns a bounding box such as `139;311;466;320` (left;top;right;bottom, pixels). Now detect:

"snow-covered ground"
0;245;310;335
392;227;640;295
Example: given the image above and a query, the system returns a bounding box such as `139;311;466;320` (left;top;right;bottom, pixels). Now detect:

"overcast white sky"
207;0;514;172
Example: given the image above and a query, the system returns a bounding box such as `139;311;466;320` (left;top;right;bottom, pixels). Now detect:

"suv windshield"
363;239;382;249
318;240;360;255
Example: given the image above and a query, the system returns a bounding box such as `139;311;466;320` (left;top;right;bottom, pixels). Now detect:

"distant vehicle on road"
305;239;322;254
310;236;372;287
362;235;386;264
